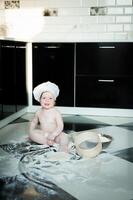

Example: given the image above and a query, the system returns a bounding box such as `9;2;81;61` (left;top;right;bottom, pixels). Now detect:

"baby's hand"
47;140;54;146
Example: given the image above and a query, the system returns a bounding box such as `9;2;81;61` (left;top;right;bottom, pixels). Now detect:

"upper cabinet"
32;43;75;106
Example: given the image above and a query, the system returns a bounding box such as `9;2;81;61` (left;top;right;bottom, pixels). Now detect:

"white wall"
0;0;133;41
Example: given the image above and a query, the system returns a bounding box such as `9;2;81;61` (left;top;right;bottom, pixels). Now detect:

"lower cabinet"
76;76;133;109
0;40;27;120
0;88;2;119
0;43;2;119
32;42;133;109
2;41;16;117
15;44;27;111
32;43;74;106
76;42;133;109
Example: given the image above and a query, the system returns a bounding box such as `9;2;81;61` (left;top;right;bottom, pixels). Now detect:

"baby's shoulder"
35;108;43;116
53;108;61;116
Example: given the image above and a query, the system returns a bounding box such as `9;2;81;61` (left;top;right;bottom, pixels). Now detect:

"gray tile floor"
0;113;133;200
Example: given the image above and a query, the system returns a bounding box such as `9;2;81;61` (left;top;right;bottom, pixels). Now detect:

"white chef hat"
33;81;59;102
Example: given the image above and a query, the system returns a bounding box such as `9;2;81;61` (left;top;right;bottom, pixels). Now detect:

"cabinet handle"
2;45;15;48
98;79;114;82
44;46;60;49
99;46;115;49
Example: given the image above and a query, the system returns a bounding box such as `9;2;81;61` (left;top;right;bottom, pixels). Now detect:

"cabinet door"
0;42;2;119
76;43;133;77
0;41;27;119
15;42;27;111
32;43;74;106
76;42;133;109
76;77;133;109
1;41;16;117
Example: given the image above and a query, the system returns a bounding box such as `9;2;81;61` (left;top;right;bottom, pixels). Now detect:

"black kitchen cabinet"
76;42;133;77
76;77;133;108
0;42;2;119
32;42;133;109
0;40;27;119
32;43;74;106
76;42;133;108
1;41;16;117
15;43;27;111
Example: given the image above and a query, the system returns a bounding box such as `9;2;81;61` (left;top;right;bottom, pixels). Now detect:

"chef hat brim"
33;81;59;102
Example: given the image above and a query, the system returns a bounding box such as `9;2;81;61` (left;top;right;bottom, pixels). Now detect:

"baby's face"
40;91;55;109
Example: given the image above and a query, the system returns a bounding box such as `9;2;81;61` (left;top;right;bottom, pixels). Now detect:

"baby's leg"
29;129;47;145
55;132;69;152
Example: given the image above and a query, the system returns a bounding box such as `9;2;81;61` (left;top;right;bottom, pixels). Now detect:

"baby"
29;81;68;152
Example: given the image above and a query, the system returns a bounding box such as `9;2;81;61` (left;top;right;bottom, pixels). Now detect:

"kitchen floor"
0;113;133;200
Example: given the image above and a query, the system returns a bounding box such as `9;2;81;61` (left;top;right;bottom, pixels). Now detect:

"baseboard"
27;105;133;117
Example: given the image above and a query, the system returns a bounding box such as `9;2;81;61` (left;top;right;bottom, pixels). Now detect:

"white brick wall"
116;16;132;23
98;16;115;23
124;24;133;31
125;7;133;14
0;0;133;41
107;7;124;15
21;0;81;8
58;8;89;16
98;0;116;7
82;0;98;7
107;24;123;32
116;0;132;6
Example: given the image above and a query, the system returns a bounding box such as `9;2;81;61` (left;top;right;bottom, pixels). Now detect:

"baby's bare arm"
29;111;49;144
29;112;39;133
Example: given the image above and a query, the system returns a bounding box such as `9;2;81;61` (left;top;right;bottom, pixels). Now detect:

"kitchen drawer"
76;76;133;108
76;42;133;77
